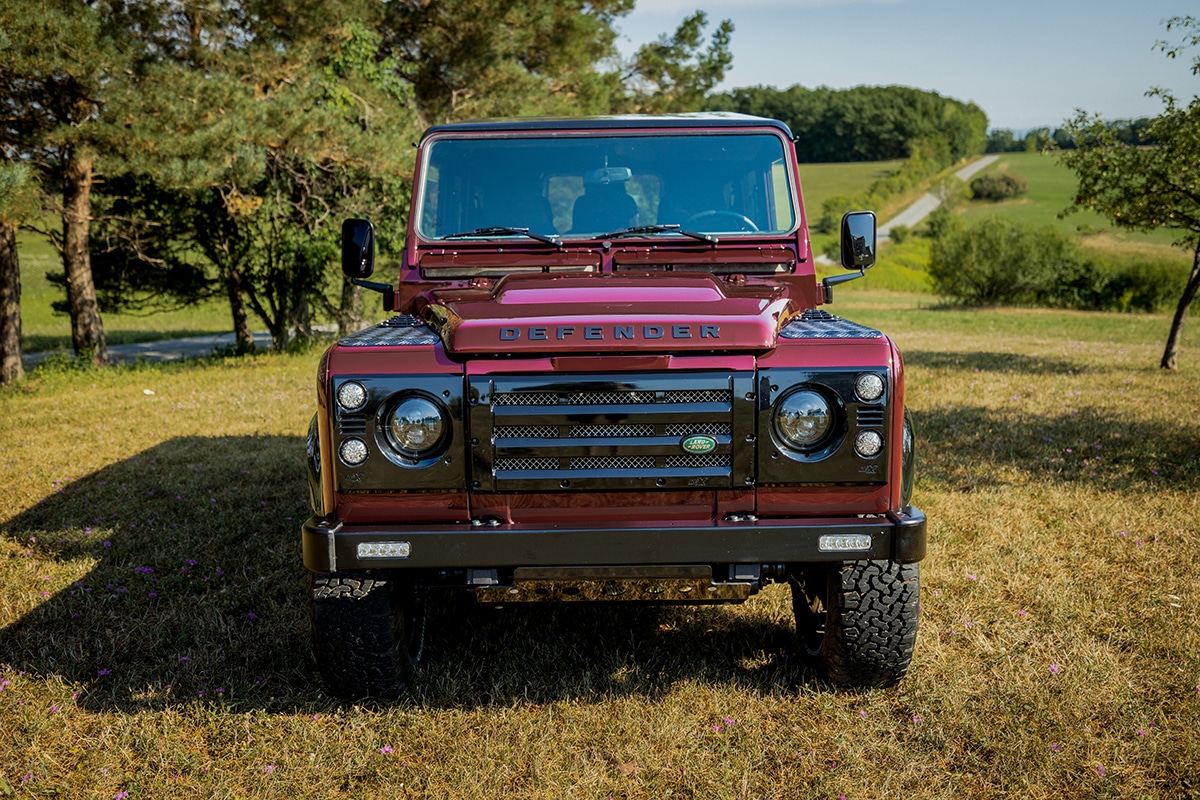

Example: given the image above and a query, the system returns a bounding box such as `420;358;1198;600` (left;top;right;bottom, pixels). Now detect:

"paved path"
878;154;999;237
21;331;276;368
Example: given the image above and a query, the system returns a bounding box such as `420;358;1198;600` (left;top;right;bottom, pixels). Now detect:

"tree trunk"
338;275;364;337
62;149;107;365
225;268;255;353
0;219;23;384
1161;242;1200;370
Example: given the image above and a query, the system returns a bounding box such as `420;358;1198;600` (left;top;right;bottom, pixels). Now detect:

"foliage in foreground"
928;216;1186;313
1;301;1198;798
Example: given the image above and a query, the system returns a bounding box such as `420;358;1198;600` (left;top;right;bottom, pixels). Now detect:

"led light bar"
356;541;412;559
818;534;873;552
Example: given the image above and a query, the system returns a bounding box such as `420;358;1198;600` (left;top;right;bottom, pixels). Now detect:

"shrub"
923;206;964;241
887;224;910;244
1092;254;1188;313
969;173;1028;202
929;217;1088;306
928;216;1186;312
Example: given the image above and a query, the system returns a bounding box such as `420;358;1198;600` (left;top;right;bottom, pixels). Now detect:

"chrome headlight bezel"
772;387;837;453
383;393;450;462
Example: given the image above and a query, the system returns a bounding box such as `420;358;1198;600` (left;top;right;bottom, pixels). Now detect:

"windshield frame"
411;126;802;245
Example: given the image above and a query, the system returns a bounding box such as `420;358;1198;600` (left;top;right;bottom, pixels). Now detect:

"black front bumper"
301;507;927;574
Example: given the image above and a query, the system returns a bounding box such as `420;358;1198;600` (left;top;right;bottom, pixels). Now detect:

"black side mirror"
839;211;877;271
340;217;394;311
342;218;375;279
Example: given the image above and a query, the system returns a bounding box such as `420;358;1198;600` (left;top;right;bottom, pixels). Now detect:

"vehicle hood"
422;273;792;356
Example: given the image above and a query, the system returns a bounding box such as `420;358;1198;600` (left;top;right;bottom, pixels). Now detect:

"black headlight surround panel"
330;374;465;492
757;368;891;485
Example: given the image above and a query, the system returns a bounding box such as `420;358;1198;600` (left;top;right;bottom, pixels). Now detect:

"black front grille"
470;372;756;491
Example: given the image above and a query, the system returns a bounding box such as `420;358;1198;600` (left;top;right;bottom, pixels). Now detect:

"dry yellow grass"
2;298;1199;798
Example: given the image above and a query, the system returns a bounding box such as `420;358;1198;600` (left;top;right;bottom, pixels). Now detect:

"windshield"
416;132;797;241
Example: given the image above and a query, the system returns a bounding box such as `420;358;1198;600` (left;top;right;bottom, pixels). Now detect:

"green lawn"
2;293;1198;798
960;152;1183;250
797;159;905;219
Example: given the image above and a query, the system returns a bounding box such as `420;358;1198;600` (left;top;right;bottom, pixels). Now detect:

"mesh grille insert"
665;454;731;469
663;390;732;403
494;392;557;406
570;423;655;438
567;391;656;405
492;389;731;407
664;422;731;437
495;457;560;471
494;425;559;439
569;456;657;471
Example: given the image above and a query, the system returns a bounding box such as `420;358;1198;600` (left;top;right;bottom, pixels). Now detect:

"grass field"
960;153;1184;253
3;293;1198;798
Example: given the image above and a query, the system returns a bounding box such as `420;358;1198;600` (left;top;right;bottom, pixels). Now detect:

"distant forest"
704;84;988;163
704;84;1154;162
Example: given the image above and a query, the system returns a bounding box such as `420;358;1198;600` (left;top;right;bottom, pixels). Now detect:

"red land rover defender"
303;113;926;698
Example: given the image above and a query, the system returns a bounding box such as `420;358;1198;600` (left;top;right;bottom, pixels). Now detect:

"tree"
619;11;733;114
0;161;31;384
89;2;733;349
92;15;416;349
0;0;122;365
1059;16;1200;369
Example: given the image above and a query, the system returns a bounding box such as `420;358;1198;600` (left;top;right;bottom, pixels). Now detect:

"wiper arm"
442;226;562;247
599;223;718;245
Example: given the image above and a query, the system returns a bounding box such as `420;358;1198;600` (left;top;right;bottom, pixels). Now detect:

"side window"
420;164;440;236
769;159;795;231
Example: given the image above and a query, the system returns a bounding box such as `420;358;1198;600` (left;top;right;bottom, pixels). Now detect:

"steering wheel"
683;210;760;232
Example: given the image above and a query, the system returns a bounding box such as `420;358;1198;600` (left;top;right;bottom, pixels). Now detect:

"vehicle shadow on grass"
912;400;1200;493
0;436;820;712
903;350;1092;376
409;593;809;708
0;435;319;712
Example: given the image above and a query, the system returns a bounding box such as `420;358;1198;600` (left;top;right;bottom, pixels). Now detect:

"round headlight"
774;389;833;450
854;430;884;459
855;373;884;402
388;397;446;457
337;381;367;412
339;437;368;466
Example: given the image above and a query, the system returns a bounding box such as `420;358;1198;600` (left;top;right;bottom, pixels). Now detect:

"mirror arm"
352;278;395;311
820;269;865;304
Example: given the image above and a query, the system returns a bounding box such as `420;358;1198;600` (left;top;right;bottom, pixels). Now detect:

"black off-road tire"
310;571;426;700
791;560;919;688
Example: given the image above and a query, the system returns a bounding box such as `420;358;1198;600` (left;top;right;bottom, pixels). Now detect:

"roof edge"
419;113;793;142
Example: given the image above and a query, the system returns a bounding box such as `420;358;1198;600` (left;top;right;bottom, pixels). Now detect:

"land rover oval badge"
680;434;718;454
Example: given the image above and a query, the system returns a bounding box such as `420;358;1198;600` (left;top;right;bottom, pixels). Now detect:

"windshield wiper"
599;223;718;245
442;226;562;247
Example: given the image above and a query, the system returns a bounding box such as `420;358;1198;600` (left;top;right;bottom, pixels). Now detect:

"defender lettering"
498;323;721;341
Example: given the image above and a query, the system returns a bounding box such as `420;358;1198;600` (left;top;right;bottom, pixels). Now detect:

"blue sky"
617;0;1196;130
